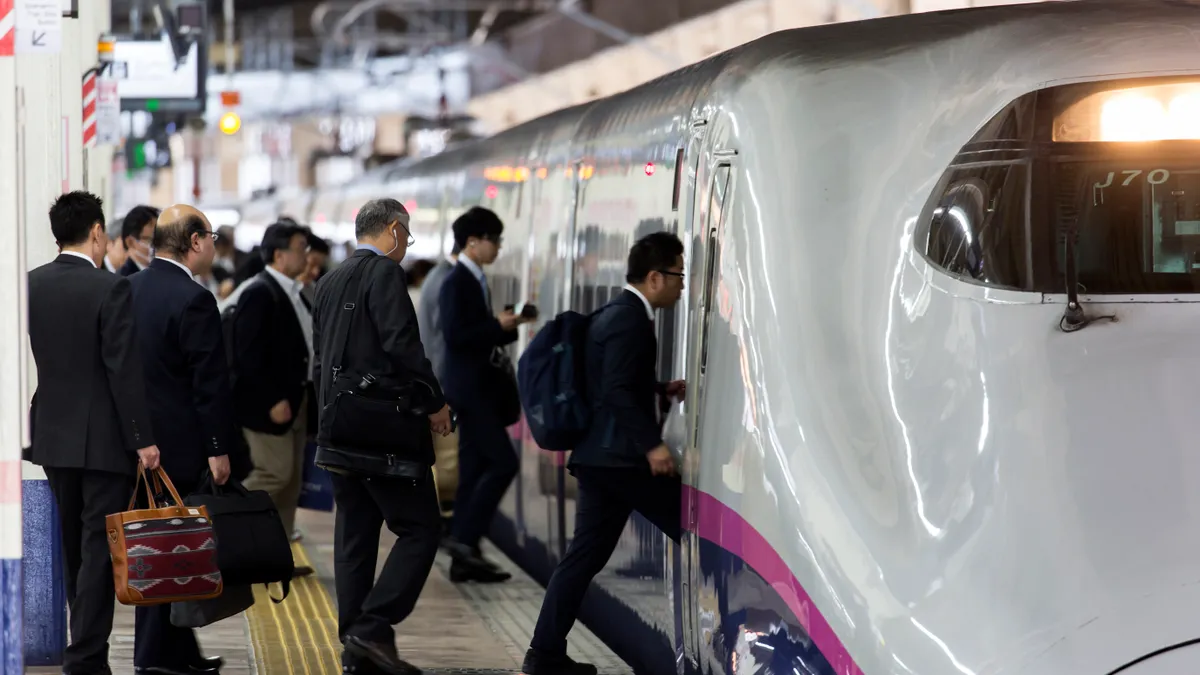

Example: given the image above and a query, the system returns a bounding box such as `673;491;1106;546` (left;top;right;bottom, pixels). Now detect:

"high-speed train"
239;2;1200;673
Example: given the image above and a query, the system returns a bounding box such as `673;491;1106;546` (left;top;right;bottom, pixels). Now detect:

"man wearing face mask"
117;205;159;276
438;207;535;583
311;198;452;675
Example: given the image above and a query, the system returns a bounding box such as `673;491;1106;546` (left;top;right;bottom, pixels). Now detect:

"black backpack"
221;272;285;378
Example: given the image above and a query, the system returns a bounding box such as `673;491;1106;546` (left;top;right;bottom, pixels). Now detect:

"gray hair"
355;198;409;239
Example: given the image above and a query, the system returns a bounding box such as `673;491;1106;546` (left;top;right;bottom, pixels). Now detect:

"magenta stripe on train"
683;485;865;675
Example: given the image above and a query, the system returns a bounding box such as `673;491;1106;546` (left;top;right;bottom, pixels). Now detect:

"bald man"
126;205;235;675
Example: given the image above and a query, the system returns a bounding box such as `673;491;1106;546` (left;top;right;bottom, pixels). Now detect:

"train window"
1053;162;1200;293
925;162;1032;290
923;76;1200;294
671;148;685;211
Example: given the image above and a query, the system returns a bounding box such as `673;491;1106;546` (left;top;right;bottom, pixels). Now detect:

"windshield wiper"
1059;216;1117;333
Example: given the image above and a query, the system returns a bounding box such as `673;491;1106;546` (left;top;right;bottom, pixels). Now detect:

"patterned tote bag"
105;466;223;606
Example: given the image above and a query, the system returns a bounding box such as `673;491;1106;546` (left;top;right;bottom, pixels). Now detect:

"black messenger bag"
314;255;440;479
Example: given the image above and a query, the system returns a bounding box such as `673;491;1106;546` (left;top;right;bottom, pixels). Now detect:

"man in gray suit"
417;242;459;381
417;242;460;520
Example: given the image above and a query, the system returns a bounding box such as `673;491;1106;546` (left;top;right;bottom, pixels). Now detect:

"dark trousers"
45;467;134;674
134;476;203;669
331;469;441;644
450;407;519;548
530;466;681;656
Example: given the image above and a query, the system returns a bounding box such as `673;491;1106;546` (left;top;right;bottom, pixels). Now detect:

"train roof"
342;0;1200;185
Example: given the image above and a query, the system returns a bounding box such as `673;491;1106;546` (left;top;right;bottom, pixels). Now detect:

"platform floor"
30;508;629;675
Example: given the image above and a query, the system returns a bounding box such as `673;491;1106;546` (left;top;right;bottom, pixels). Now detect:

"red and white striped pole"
82;69;97;149
0;0;14;58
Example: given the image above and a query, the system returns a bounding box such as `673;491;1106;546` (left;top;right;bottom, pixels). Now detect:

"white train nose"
1117;642;1200;675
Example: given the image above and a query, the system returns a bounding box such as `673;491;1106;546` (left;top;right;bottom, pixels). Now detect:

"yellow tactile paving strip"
246;542;343;675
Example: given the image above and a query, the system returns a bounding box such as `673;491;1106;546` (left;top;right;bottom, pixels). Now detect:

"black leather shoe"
343;635;421;675
196;657;223;671
293;565;315;578
521;649;597;675
449;557;511;584
134;664;219;675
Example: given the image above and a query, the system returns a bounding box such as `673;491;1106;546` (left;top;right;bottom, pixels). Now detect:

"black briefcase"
184;473;293;601
170;584;255;628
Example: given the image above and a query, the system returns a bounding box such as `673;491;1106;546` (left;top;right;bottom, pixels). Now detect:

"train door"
669;119;708;674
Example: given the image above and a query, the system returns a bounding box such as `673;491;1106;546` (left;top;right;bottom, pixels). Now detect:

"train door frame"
673;118;708;674
679;121;741;673
555;158;585;559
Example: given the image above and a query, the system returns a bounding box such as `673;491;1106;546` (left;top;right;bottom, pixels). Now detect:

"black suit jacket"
312;250;445;416
571;290;662;469
27;254;154;475
437;261;517;413
232;270;309;434
118;257;141;277
128;259;237;485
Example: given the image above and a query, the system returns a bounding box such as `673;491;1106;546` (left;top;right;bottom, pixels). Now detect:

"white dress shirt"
61;250;97;268
155;256;195;280
264;265;314;371
623;284;655;321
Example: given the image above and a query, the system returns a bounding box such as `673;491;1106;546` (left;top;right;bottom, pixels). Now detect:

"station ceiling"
110;0;558;67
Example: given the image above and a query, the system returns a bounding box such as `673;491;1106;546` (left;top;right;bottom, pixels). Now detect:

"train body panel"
252;2;1200;673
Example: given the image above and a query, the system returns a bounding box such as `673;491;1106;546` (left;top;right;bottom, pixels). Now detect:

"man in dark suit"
27;191;161;675
522;232;686;675
438;207;534;583
117;205;159;276
233;221;314;576
127;204;234;675
312;198;452;675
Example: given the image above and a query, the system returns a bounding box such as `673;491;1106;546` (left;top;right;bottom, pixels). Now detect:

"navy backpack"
518;309;599;451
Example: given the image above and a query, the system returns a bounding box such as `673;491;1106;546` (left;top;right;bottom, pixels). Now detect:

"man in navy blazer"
127;204;236;675
438;207;534;583
523;232;686;675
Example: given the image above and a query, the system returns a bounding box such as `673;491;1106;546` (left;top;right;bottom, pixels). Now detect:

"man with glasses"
439;207;535;583
231;221;318;577
522;232;687;675
117;205;160;276
126;204;233;675
311;198;451;675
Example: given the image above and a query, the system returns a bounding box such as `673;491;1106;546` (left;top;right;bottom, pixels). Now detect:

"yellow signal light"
219;112;241;135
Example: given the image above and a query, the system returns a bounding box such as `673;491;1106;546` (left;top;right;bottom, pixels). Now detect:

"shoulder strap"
330;256;376;375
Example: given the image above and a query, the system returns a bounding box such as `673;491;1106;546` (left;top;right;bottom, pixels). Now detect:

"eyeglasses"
398;222;415;247
657;269;685;280
198;230;221;243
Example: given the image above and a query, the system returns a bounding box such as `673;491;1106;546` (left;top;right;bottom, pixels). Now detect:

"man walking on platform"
523;232;687;675
312;198;452;675
127;204;234;675
27;191;161;675
232;221;316;577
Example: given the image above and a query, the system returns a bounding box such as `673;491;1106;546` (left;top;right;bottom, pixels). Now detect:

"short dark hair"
626;231;684;284
307;232;331;255
259;222;307;264
121;205;160;242
152;213;208;259
451;207;503;250
355;198;408;240
49;191;105;247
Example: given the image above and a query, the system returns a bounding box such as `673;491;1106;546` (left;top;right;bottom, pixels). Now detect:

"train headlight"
1054;81;1200;142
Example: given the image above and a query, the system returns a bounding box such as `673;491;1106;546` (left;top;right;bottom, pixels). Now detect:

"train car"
299;2;1200;673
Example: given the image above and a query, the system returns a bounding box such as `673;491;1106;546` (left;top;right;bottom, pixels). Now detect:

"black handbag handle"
198;470;252;497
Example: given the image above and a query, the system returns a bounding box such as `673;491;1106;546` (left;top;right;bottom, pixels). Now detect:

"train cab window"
925;163;1031;290
922;76;1200;295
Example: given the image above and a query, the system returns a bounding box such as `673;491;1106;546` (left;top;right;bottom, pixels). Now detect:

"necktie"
480;273;491;308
